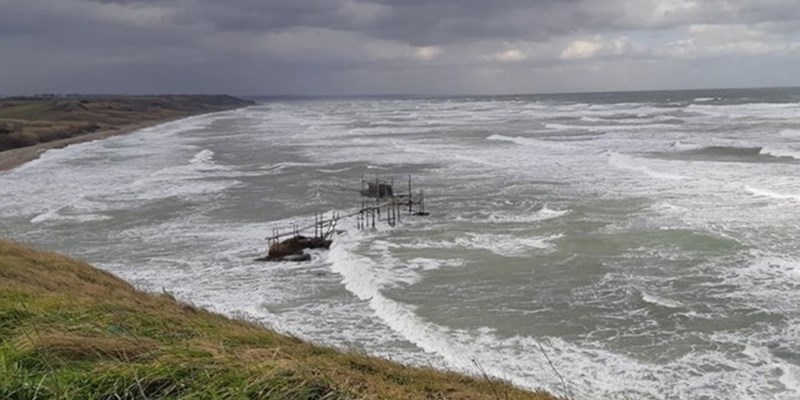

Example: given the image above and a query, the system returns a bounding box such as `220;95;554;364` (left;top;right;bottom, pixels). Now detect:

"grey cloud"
2;0;800;95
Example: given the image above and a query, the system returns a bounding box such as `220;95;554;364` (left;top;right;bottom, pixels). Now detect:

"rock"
283;254;312;262
262;235;333;262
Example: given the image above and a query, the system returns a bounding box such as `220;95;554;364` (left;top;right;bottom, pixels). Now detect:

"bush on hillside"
6;131;39;147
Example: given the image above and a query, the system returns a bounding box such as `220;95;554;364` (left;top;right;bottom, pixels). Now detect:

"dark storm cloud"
76;0;587;44
1;0;800;95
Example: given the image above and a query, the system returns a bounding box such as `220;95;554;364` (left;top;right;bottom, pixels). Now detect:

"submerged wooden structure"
259;175;428;262
356;176;428;229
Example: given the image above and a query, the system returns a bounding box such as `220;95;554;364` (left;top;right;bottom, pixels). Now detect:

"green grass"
0;101;60;120
0;239;560;399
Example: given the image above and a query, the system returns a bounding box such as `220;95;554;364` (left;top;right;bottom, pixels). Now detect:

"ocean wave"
189;149;215;165
745;186;800;202
684;146;762;157
639;289;684;309
405;233;562;257
779;129;800;138
669;140;703;152
715;251;800;313
317;166;355;173
113;149;240;202
544;122;676;133
326;236;800;400
486;134;539;146
28;195;112;224
608;152;685;180
686;102;800;119
487;206;569;224
327;232;480;373
485;134;584;151
31;211;111;224
327;231;605;397
658;144;800;162
760;145;800;160
452;205;570;224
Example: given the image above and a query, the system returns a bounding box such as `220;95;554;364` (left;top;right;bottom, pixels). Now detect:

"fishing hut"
259;174;428;262
356;175;428;230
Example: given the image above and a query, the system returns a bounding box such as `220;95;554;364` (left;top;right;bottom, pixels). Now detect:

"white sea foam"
780;364;800;393
486;206;569;223
640;290;684;309
544;122;587;131
189;149;215;165
486;134;540;146
329;231;597;396
760;144;800;160
485;134;581;153
745;186;800;202
687;102;800;120
669;140;703;152
406;233;561;257
608;152;685;180
779;129;800;138
31;211;111;224
328;232;478;370
317;166;354;173
545;122;672;132
712;252;800;315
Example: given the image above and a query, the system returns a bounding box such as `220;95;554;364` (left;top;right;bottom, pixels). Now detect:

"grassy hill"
0;239;559;399
0;95;253;151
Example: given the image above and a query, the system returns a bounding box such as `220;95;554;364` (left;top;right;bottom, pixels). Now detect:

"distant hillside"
0;95;254;151
0;239;558;399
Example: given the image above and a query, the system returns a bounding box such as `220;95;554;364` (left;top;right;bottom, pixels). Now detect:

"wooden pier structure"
356;175;427;230
259;175;428;262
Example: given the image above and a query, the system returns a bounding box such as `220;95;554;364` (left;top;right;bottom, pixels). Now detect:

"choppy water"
3;88;800;399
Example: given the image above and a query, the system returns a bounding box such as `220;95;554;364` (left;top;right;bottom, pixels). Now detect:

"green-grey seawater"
2;88;800;399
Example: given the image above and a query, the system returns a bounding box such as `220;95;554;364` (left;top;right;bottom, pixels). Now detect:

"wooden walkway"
265;175;427;247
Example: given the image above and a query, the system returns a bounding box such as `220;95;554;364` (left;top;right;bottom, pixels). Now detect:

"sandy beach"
0;120;169;172
0;95;254;172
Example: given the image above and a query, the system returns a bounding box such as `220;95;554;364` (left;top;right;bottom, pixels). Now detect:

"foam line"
640;290;684;309
745;186;800;202
760;145;800;160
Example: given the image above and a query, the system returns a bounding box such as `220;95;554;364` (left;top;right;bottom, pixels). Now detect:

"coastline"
0;239;557;399
0;119;165;172
0;94;255;172
0;107;246;173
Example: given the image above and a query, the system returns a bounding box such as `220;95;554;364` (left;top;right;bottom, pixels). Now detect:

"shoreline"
0;239;556;399
0;108;244;172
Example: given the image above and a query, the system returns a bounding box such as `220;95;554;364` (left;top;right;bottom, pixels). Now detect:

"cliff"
0;239;558;399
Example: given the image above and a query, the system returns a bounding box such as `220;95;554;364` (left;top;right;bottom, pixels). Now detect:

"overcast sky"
2;0;800;95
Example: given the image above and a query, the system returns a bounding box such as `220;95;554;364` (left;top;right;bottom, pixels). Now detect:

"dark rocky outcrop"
257;235;333;262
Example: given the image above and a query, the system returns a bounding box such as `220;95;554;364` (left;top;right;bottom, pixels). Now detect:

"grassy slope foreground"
0;95;254;151
0;240;559;399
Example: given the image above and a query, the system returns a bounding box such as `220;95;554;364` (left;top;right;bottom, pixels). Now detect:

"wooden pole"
408;175;412;214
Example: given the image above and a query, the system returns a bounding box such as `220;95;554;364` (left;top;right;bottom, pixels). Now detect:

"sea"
2;87;800;399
